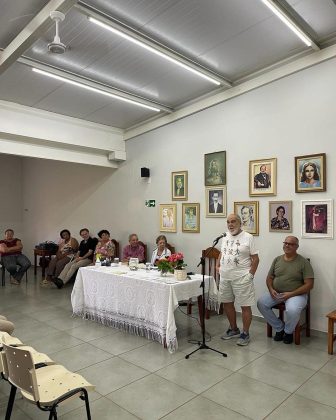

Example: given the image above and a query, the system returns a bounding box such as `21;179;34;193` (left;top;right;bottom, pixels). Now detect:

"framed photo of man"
206;186;227;217
159;204;177;233
172;171;188;200
234;201;259;235
204;151;226;186
295;153;326;193
182;203;200;233
269;201;292;232
301;199;333;239
249;158;277;196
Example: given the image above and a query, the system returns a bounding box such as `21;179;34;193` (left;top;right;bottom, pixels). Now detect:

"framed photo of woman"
269;201;292;232
234;201;259;235
206;186;227;217
295;153;326;193
182;203;200;233
204;151;226;186
159;204;177;233
301;199;333;239
172;171;188;200
249;158;276;196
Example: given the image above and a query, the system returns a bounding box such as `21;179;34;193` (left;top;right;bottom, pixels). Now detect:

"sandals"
41;278;51;286
10;278;20;285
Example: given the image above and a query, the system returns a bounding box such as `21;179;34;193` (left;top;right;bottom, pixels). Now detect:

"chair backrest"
3;344;39;401
202;247;220;283
111;239;119;258
138;241;147;262
166;243;175;254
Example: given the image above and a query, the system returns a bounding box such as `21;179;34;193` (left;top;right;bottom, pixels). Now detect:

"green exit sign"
145;200;155;207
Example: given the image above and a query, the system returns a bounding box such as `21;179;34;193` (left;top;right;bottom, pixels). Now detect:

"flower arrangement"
168;253;187;270
157;258;174;274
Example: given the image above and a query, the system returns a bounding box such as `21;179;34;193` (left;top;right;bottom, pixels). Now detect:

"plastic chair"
2;343;94;420
1;258;28;287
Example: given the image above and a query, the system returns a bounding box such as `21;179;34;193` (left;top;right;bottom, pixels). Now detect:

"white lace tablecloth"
71;266;217;353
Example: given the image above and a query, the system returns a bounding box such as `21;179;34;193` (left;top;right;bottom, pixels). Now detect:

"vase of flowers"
157;258;174;276
168;253;188;281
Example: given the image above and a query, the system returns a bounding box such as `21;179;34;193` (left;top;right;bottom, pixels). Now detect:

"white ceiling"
0;0;336;132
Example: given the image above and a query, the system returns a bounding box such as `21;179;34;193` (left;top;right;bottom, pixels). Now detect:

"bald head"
227;213;242;236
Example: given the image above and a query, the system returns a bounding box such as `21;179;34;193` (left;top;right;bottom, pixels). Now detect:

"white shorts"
218;272;255;307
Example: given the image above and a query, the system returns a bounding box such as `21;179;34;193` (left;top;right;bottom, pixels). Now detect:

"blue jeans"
257;292;308;334
2;254;31;282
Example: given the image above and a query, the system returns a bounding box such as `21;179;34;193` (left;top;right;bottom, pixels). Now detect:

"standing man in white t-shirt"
216;214;259;346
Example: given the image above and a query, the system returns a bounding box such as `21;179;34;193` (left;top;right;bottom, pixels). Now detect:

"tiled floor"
1;270;336;420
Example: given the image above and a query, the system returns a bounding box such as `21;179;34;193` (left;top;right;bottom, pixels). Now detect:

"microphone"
213;232;226;244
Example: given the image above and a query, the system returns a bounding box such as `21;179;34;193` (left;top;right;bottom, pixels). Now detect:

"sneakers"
221;328;240;340
10;277;20;285
236;332;250;346
274;330;285;341
283;333;293;344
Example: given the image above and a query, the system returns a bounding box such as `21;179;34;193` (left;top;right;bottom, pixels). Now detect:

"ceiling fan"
48;11;66;54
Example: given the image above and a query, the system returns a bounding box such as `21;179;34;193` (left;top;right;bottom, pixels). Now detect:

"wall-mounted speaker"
141;167;150;177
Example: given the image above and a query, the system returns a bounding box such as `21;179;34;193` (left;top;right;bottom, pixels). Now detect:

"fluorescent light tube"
88;16;221;86
32;67;161;112
262;0;312;47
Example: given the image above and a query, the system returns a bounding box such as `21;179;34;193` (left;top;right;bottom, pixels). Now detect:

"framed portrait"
295;153;326;193
301;199;333;239
159;204;177;233
234;201;259;235
249;158;277;196
182;203;200;233
204;151;226;186
206;186;227;217
171;171;188;200
269;201;292;232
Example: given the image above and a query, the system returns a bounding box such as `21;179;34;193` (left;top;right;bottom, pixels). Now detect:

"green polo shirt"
268;254;314;292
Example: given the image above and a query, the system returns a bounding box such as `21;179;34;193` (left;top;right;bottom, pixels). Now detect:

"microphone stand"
185;238;227;359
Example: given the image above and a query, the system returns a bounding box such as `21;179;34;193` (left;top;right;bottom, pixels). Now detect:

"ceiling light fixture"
32;67;161;112
261;0;313;47
88;16;221;86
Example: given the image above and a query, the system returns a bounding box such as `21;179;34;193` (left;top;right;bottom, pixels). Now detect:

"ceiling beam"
75;1;232;88
0;0;77;75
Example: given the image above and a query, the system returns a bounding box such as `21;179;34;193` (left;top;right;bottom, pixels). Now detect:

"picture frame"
249;158;277;196
295;153;326;193
171;171;188;200
205;186;227;217
234;201;259;235
204;151;226;186
182;203;200;233
269;201;292;232
301;199;333;239
159;204;177;233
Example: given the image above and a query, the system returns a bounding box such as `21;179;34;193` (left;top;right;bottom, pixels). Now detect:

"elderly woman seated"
94;229;115;262
43;229;78;285
151;235;171;266
122;234;145;263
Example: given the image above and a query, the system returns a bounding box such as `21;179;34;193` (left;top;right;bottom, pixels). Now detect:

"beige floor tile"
91;330;150;355
202;372;290;420
295;371;336;408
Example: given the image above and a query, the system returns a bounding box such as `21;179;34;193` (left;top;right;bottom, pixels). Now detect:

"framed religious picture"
171;171;188;200
204;151;226;186
205;186;227;217
301;199;333;239
295;153;326;193
159;204;177;233
249;158;277;196
269;201;292;232
234;201;259;235
182;203;200;233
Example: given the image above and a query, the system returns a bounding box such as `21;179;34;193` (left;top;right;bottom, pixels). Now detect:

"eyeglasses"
283;242;297;246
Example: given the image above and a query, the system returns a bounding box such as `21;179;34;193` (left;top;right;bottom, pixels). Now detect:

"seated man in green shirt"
257;236;314;344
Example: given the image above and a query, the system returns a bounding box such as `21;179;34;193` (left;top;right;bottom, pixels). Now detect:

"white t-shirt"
220;230;258;281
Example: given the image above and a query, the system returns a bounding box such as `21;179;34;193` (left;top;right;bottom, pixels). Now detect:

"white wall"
0;154;23;236
13;57;336;332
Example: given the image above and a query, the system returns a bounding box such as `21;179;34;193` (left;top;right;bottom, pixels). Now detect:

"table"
34;248;57;278
71;266;217;353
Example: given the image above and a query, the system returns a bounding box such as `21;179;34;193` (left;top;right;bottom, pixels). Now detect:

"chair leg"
306;305;310;337
5;385;17;420
328;318;334;355
267;323;272;338
83;389;92;420
294;324;301;345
